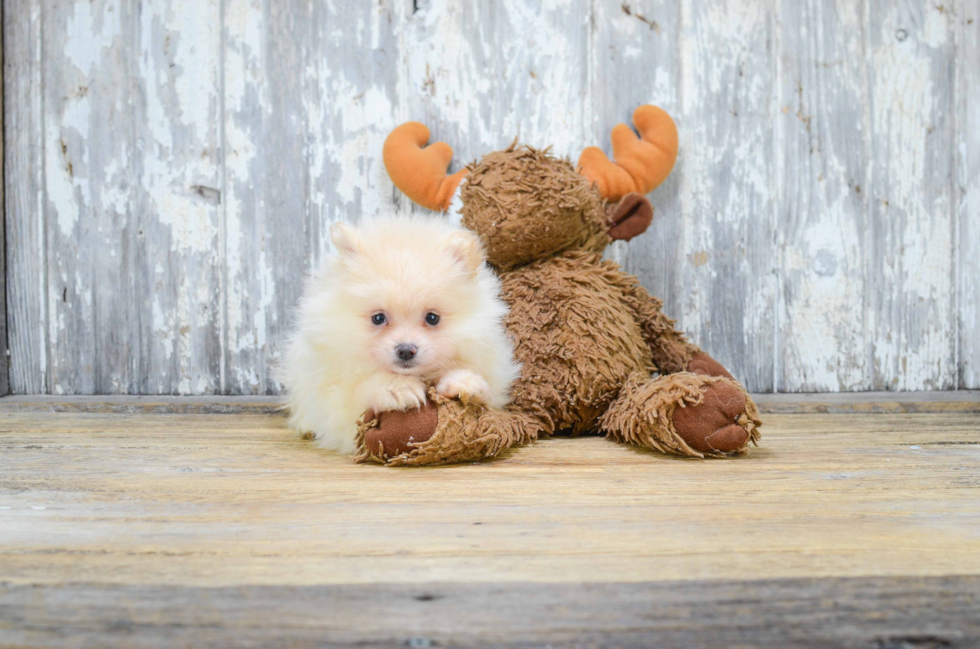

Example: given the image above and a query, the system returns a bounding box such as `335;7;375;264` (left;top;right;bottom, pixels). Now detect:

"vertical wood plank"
402;0;592;184
37;0;221;395
775;0;871;391
223;0;312;394
867;0;956;390
304;0;404;250
591;1;683;331
134;0;223;394
42;0;139;393
4;0;45;393
0;5;7;396
223;0;404;394
674;0;776;391
957;0;979;388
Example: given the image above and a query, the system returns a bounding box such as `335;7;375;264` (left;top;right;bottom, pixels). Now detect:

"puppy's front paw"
372;377;427;413
436;369;492;405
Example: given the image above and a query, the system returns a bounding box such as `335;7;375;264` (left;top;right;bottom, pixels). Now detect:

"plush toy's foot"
355;391;540;466
359;400;440;459
685;351;734;380
670;379;759;453
601;372;762;457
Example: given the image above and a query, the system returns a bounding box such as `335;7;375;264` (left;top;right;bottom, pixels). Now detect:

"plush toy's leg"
355;391;542;466
600;372;762;457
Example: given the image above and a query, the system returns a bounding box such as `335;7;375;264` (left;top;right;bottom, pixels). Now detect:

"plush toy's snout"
606;193;654;241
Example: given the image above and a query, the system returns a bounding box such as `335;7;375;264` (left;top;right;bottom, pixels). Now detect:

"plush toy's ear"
384;123;468;212
445;229;484;274
330;222;361;257
578;105;678;202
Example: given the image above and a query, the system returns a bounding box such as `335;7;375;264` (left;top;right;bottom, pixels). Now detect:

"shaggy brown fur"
357;389;542;466
461;145;610;270
364;116;763;465
602;372;761;457
502;252;655;434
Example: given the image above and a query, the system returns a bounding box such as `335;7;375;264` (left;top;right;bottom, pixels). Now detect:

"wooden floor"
1;395;979;648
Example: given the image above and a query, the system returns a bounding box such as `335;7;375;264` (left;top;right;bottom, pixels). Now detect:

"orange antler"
577;105;678;202
383;123;468;212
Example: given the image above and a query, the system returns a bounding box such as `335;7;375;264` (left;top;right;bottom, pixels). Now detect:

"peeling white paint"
64;1;121;75
868;1;955;391
135;0;222;395
775;0;871;392
6;0;974;395
46;94;90;238
677;0;775;390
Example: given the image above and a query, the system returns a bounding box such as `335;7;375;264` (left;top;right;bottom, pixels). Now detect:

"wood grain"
958;0;980;389
1;576;977;648
776;0;871;392
224;0;309;395
673;0;777;391
592;1;683;326
3;1;979;394
4;0;44;393
1;409;979;587
134;0;224;395
402;0;592;182
1;392;978;414
868;0;957;391
755;389;980;413
1;406;979;646
0;4;6;397
43;0;128;393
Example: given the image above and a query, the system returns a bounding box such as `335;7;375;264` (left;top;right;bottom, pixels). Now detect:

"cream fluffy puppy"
281;215;520;454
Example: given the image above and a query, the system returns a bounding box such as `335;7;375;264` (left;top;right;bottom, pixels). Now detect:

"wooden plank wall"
0;0;7;397
3;0;978;395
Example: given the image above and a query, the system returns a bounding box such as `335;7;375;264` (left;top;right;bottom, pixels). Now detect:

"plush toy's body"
357;106;761;465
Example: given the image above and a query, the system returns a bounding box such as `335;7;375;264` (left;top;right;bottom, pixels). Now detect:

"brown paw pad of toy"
686;352;735;380
671;381;749;454
361;400;439;461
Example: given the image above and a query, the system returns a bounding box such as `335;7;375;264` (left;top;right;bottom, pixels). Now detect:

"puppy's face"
329;220;485;379
364;300;449;377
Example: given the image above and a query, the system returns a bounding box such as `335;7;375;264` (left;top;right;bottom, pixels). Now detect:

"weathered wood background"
3;0;978;395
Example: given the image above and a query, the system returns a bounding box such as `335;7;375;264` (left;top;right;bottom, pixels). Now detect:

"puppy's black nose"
396;344;417;361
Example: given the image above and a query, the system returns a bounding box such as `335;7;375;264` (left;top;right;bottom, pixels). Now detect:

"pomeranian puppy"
281;215;520;454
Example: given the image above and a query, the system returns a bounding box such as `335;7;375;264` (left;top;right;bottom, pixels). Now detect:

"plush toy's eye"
371;313;387;326
425;312;440;326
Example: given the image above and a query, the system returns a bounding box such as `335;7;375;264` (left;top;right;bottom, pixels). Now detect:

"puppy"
281;215;520;454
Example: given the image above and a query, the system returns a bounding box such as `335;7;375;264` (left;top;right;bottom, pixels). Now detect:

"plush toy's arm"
621;281;701;375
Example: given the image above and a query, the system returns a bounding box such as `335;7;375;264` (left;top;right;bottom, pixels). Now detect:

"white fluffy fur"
280;214;520;454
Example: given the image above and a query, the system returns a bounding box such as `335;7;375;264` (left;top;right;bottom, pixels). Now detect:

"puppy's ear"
330;222;361;257
446;230;484;274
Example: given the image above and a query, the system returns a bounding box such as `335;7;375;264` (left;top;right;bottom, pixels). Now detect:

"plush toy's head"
458;145;608;269
383;105;678;271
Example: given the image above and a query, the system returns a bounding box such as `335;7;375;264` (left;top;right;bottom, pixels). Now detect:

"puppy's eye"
425;312;440;326
371;313;387;326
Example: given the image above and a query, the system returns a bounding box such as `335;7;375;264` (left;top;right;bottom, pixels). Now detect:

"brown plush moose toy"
356;105;761;466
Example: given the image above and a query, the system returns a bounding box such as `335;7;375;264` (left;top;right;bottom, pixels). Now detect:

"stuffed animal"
356;105;761;466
